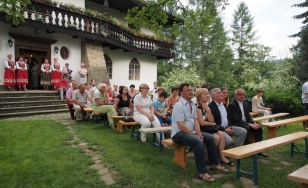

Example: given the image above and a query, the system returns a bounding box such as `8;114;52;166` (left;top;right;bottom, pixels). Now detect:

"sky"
181;0;304;59
221;0;304;59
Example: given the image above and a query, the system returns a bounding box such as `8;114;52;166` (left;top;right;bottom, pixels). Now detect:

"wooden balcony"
0;1;174;59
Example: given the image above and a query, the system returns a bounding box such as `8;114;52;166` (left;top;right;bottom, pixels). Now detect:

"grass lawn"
1;119;307;187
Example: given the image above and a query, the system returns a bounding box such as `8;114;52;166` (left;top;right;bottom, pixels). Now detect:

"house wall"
61;0;85;8
0;22;81;86
103;48;157;89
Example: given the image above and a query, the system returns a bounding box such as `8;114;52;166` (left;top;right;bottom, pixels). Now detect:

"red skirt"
51;71;62;85
16;70;28;84
4;69;16;86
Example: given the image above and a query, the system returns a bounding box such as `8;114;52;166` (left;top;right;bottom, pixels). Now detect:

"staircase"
0;90;68;119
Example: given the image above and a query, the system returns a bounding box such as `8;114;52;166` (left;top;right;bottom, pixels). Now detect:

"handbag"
122;116;135;122
200;125;221;134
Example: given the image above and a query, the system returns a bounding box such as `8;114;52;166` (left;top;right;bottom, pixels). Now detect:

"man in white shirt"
302;81;308;127
72;83;93;121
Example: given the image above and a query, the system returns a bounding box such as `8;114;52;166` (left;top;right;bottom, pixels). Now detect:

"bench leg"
306;138;308;159
174;145;186;168
236;159;240;180
117;122;123;133
252;154;258;186
131;125;140;140
266;127;277;139
95;115;98;124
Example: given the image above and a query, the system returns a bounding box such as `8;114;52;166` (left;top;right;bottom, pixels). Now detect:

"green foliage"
290;0;308;37
0;0;31;26
160;66;201;94
264;88;303;117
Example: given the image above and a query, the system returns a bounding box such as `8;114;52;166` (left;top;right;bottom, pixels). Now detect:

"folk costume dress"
16;61;28;85
4;58;16;86
40;63;51;86
51;61;62;86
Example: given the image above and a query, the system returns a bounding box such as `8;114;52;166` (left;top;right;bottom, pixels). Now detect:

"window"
129;58;140;80
104;54;112;79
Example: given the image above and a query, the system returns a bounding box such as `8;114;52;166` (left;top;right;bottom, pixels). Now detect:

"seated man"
57;76;69;100
171;83;226;182
208;88;247;148
153;91;172;126
66;81;78;120
227;88;267;157
252;89;272;122
72;83;93;121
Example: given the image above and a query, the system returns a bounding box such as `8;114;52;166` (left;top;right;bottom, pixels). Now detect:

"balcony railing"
19;1;174;59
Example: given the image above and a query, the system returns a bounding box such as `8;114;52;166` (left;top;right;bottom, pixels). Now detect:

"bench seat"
287;164;308;187
139;126;172;151
83;107;108;126
249;112;259;118
253;112;289;122
222;131;308;186
116;120;140;139
162;139;187;168
261;115;308;139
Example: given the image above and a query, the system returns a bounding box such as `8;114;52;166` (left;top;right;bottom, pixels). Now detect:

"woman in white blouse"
133;83;166;146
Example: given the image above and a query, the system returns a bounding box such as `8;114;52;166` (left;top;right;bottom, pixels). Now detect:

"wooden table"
262;115;308;139
288;164;308;188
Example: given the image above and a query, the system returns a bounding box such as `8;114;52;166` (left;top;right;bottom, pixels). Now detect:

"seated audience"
227;88;267;157
208;88;247;149
57;76;69;100
153;91;172;126
90;79;96;87
129;84;137;98
133;83;166;145
93;83;117;129
221;87;230;107
112;84;119;98
72;83;93;121
196;88;234;166
172;83;227;182
166;87;180;115
66;81;78;120
152;86;165;101
252;89;272;122
107;85;114;103
114;86;133;116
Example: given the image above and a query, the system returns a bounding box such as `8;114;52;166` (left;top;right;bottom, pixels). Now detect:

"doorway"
18;49;47;90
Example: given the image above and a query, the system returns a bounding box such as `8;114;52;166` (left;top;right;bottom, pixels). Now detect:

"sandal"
221;160;235;166
110;125;116;129
210;165;228;173
198;173;215;182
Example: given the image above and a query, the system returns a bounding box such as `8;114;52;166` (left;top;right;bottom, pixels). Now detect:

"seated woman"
221;87;230;107
165;87;180;115
196;88;234;167
133;83;167;146
93;83;117;129
114;86;133;116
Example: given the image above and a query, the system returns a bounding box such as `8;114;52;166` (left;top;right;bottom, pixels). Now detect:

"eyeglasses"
142;87;149;89
236;94;245;96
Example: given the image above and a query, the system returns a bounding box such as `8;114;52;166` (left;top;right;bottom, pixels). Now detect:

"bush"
263;87;303;117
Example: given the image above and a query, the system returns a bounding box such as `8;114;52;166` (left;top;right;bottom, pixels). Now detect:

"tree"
230;1;257;76
0;0;31;26
290;0;308;38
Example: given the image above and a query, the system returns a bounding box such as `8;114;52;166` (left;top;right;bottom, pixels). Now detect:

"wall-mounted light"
8;39;13;48
54;46;59;54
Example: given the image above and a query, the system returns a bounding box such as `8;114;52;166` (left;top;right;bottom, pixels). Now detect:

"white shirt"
133;93;152;115
302;82;308;104
16;61;27;70
236;99;246;121
215;101;228;128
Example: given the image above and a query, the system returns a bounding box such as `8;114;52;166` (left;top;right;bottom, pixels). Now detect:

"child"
153;91;172;137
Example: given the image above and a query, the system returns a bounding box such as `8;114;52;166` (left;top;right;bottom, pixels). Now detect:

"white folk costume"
16;61;28;85
51;61;62;86
4;58;16;86
40;63;51;86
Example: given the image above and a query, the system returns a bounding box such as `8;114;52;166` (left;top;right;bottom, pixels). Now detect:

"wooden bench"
161;139;187;168
116;120;140;139
249;112;259;118
253;112;289;123
262;115;308;139
107;116;134;132
287;164;308;188
221;131;308;186
83;107;108;126
139;126;172;151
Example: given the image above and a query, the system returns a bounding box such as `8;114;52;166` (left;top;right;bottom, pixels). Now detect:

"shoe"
221;160;235;166
210;165;228;173
110;125;116;129
258;152;268;157
198;173;215;182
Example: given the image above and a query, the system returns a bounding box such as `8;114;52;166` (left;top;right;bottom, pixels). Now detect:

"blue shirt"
171;97;197;137
153;99;166;114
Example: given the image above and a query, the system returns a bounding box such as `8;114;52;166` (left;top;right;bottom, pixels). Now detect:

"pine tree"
293;27;308;82
290;0;308;38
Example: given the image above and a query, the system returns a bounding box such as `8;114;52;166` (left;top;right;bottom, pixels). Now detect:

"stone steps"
0;109;69;119
0;90;69;119
0;104;67;114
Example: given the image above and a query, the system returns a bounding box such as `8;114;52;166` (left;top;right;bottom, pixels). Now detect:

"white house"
0;0;178;90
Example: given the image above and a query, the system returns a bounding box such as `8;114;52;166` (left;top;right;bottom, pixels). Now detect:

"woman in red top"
51;57;62;91
16;57;28;91
3;54;16;91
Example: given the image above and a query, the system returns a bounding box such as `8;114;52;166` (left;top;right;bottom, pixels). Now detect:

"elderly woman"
114;86;132;116
196;88;232;169
4;54;16;91
221;87;230;107
133;83;166;146
93;83;117;129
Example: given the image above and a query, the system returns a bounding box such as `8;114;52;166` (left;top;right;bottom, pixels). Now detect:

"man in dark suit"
227;88;267;157
208;88;247;148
